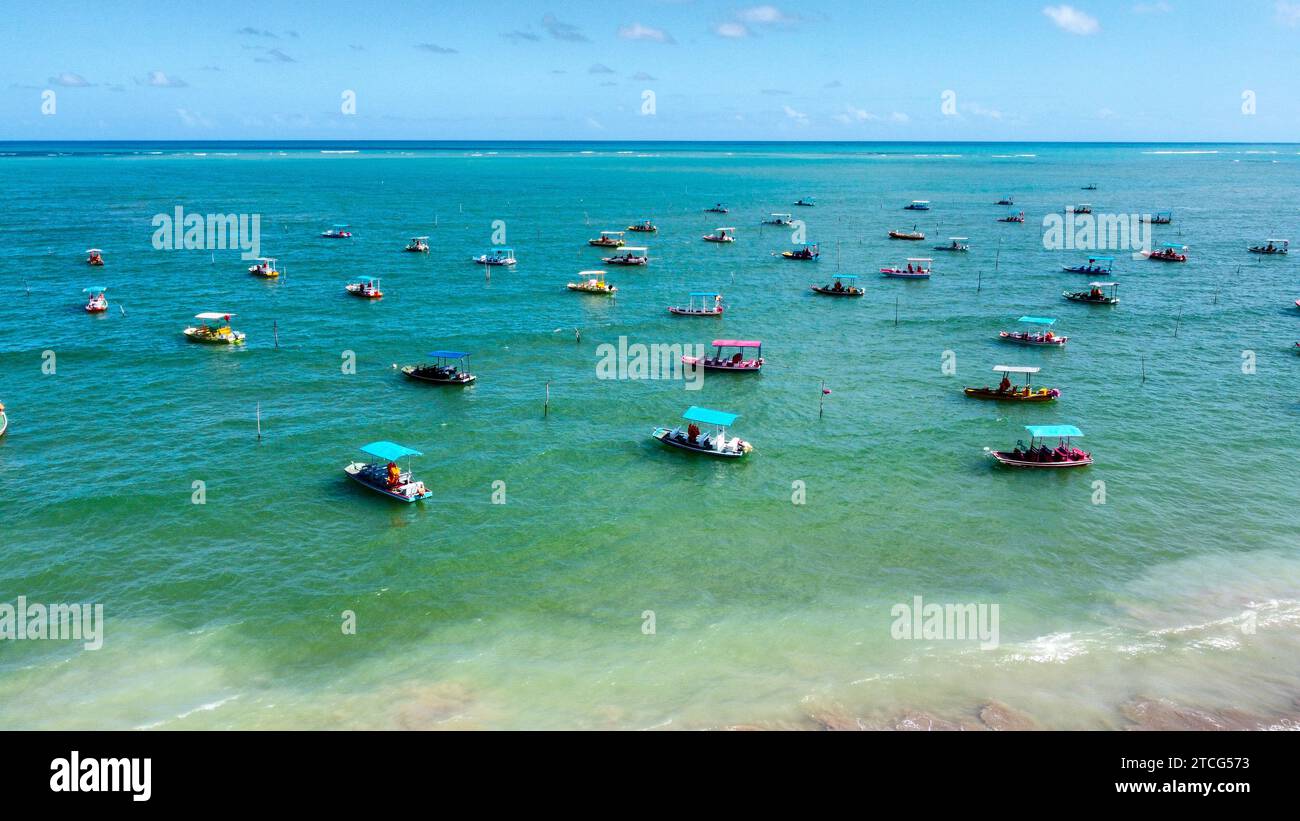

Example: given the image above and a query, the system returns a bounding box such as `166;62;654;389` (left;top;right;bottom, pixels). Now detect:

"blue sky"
3;0;1297;141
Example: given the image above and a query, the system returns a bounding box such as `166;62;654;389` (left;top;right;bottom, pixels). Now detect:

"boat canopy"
907;257;933;263
713;340;761;348
579;269;606;276
682;406;738;427
331;224;350;228
910;200;930;204
1265;238;1289;243
1161;243;1186;249
1085;256;1115;261
1017;316;1056;325
83;286;107;293
1089;281;1118;287
254;256;277;262
86;248;103;253
689;292;719;297
600;230;625;236
1025;424;1083;439
411;236;429;241
620;246;648;252
949;236;969;241
832;274;860;280
716;227;736;232
351;276;380;283
360;441;423;461
195;312;235;320
427;350;469;360
993;365;1039;374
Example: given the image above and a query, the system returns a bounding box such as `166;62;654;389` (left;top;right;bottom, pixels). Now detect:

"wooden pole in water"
1174;309;1182;338
895;296;899;327
256;402;262;441
119;304;126;317
1141;357;1146;384
977;269;982;293
545;381;550;416
819;379;825;419
24;280;30;296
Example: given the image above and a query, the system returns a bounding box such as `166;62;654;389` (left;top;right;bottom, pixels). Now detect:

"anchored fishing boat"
881;258;932;278
1061;256;1114;275
404;236;430;253
668;292;724;316
1143;242;1187;262
0;401;6;438
1082;183;1098;191
627;219;657;233
889;228;926;241
567;270;616;294
86;248;104;266
999;316;1067;347
82;286;108;313
781;243;819;260
473;247;516;265
794;197;816;207
987;424;1091;468
997;211;1026;223
704;203;729;214
1066;203;1093;214
248;257;280;278
1144;211;1172;225
964;365;1059;402
344;441;434;502
762;213;794;227
995;197;1014;206
401;351;476;385
184;312;245;345
1248;239;1288;255
934;237;969;252
702;227;736;243
811;274;864;296
589;230;626;248
321;224;352;239
1063;281;1119;305
603;246;648;266
682;340;764;372
904;200;931;211
651;406;753;459
346;276;383;298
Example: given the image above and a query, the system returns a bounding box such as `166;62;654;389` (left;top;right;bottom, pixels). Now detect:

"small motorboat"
627;219;657;233
682;340;763;372
903;200;931;211
82;286;108;313
811;274;864;296
998;315;1067;347
86;248;104;266
1144;211;1172;225
995;197;1014;206
1143;243;1187;262
762;213;794;227
589;231;626;247
1063;282;1119;305
781;243;819;260
184;312;245;345
651;406;752;459
1061;256;1114;275
344;441;434;502
987;424;1091;468
0;401;7;438
474;247;516;265
964;365;1059;402
794;197;816;207
346;276;383;299
567;270;616;294
1248;239;1288;255
1066;204;1093;215
933;237;969;252
881;258;932;278
248;257;280;278
997;211;1026;223
401;351;477;385
889;229;926;241
704;204;729;214
1082;184;1098;191
668;292;724;316
702;227;736;243
321;224;353;239
603;247;648;266
404;236;430;253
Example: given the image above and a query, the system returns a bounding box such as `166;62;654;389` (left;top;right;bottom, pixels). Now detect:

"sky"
2;0;1298;141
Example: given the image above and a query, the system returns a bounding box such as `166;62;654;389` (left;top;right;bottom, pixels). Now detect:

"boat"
668;292;724;316
1063;281;1119;305
473;247;516;265
183;312;245;345
889;228;926;241
702;227;736;243
82;286;108;313
794;197;816;207
997;211;1026;223
933;237;969;252
603;246;648;266
881;258;932;278
1144;211;1172;225
1082;183;1098;191
781;243;819;260
995;197;1014;206
964;365;1059;402
0;401;6;438
651;406;752;458
904;200;931;211
401;351;477;385
567;270;617;294
998;315;1067;347
1066;204;1093;214
404;236;430;253
627;219;657;233
811;274;864;296
1143;243;1187;262
321;224;353;239
248;257;280;278
682;340;764;372
1248;239;1288;255
343;441;434;502
987;424;1091;468
1061;256;1114;275
346;276;383;298
589;231;626;247
704;203;729;214
762;213;794;227
86;248;104;266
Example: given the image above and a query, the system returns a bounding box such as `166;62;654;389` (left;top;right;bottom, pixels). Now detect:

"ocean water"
0;141;1297;730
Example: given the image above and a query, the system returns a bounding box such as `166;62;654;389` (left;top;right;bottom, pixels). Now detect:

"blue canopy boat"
988;424;1092;468
401;351;476;385
1062;255;1114;275
321;223;352;238
344;441;434;501
651;406;752;458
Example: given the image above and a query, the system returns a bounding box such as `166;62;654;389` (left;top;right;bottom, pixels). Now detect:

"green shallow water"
0;142;1298;729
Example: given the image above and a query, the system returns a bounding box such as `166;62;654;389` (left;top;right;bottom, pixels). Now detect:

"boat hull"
401;366;476;385
567;284;616;294
989;451;1092;468
0;412;7;438
1063;292;1118;305
999;332;1067;346
681;356;763;372
881;270;930;278
344;463;433;501
184;328;245;345
889;232;925;241
651;428;751;458
1061;266;1112;274
964;387;1059;402
810;286;863;297
668;307;723;316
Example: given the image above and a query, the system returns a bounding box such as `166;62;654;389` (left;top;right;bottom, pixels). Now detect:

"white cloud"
175;108;212;128
782;104;809;125
889;112;910;123
739;5;798;25
142;70;188;87
618;23;675;43
833;106;875;124
1132;1;1172;12
713;21;749;38
965;102;1003;120
1277;1;1300;25
48;72;92;87
1043;5;1101;35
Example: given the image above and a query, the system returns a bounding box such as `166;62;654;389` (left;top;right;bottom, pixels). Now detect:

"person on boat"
1089;286;1103;299
386;461;401;489
687;423;700;444
998;374;1012;393
832;280;844;291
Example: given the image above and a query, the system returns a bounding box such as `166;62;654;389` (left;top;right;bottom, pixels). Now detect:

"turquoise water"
1;142;1298;730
